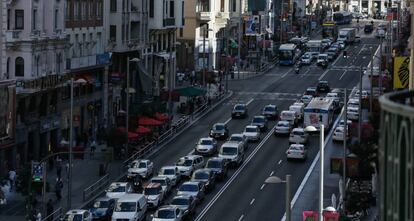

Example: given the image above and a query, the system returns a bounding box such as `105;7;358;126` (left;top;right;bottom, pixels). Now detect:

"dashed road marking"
278;160;282;165
238;214;245;221
339;71;347;80
260;184;266;190
270;171;274;176
250;198;255;205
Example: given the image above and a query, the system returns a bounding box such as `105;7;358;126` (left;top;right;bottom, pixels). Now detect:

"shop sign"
96;52;112;65
393;56;409;89
16;74;71;93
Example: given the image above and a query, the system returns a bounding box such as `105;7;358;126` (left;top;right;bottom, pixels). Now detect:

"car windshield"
234;105;245;110
171;198;189;206
302;54;310;59
64;214;83;221
179;184;198;192
253;117;264;123
229;136;242;142
155;209;176;219
264;106;275;112
115;202;136;212
177;159;193;167
214;125;224;130
221;147;237;155
161;168;176;175
281;113;293;119
278;122;289;127
94;200;109;208
107;185;125;193
138;162;147;168
319;55;327;59
206;160;221;168
279;50;293;60
144;187;160;195
194;172;209;180
151;179;166;186
245;127;257;132
290;146;304;151
293;131;304;136
199;139;213;145
336;127;344;132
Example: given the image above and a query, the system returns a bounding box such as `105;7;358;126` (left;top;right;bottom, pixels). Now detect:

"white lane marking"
270;171;274;176
194;125;276;221
238;214;245;221
339;70;347;80
260;184;266;190
278;160;282;165
318;68;330;81
250;198;256;205
224;117;232;124
281;69;290;78
280;102;346;221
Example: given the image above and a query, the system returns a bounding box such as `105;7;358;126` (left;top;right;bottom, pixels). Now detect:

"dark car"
231;104;248;118
209;123;229;139
262;104;278;120
316;81;330;93
126;173;143;192
169;195;196;219
89;197;115;220
364;24;373;33
251;115;268;131
305;87;319;97
204;157;228;181
191;169;216;192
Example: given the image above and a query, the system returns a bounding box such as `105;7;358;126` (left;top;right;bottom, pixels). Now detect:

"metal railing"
41;207;63;221
82;173;110;202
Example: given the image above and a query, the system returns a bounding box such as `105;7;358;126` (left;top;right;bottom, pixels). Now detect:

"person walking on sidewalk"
8;169;16;191
55;179;63;201
46;199;54;221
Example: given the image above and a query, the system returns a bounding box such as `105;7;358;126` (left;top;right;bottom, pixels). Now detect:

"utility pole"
379;37;383;94
68;78;74;210
370;47;374;114
358;66;362;143
203;26;207;86
126;56;130;156
342;89;347;212
238;0;242;79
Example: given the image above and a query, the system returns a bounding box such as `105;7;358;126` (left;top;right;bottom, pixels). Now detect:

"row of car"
300;39;345;66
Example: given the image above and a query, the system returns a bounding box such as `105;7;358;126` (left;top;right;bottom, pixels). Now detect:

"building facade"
176;0;196;72
379;90;414;221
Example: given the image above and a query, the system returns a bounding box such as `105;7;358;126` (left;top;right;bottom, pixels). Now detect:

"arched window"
15;57;24;77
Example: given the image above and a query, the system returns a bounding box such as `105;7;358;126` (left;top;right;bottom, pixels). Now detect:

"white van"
289;104;305;121
280;110;298;126
111;194;147;221
218;142;244;166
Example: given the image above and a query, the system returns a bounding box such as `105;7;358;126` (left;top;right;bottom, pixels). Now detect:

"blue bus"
333;11;352;25
279;44;300;66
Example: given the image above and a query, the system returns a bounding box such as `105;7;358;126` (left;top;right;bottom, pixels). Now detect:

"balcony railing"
196;12;211;21
163;18;175;27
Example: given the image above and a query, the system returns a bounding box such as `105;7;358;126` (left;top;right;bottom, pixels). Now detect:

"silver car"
195;137;217;155
243;125;260;142
289;128;309;144
274;121;292;136
177;182;205;203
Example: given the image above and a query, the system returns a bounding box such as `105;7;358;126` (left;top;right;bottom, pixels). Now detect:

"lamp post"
67;78;87;210
125;57;140;157
342;89;348;212
168;42;181;116
238;0;242;79
265;175;292;221
358;66;363;143
202;27;213;87
304;125;325;220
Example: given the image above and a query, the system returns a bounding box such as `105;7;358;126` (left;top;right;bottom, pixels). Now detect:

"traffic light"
31;162;44;182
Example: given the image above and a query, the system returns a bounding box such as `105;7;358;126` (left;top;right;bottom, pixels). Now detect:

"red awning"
128;132;139;140
136;126;151;134
117;127;127;133
138;117;164;126
155;112;169;122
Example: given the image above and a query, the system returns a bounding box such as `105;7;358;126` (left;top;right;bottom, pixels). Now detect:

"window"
150;0;154;17
97;0;103;19
89;1;94;19
182;2;185;25
232;0;236;12
220;0;225;12
169;1;174;17
110;0;117;12
54;9;58;30
7;9;10;30
15;57;24;77
15;10;24;29
110;25;116;41
179;28;183;37
32;9;37;30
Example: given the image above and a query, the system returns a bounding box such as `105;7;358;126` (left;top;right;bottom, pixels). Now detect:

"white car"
317;54;328;65
347;98;360;108
326;92;340;104
243;125;260;142
354;90;369;99
64;210;92;221
274;121;292;135
337;41;345;49
150;176;172;194
339;119;352;128
333;126;347;142
228;133;248;150
289;128;309;144
144;183;165;208
105;182;133;199
195;137;217;155
175;155;205;178
286;144;307;160
376;28;385;38
301;52;313;64
159;166;181;186
127;159;154;179
301;95;313;105
152;205;184;221
347;107;359;121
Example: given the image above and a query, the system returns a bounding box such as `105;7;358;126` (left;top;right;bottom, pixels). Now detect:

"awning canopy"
155;112;169;122
138;117;164;126
128;132;139;140
137;62;153;95
175;86;207;97
135;126;152;134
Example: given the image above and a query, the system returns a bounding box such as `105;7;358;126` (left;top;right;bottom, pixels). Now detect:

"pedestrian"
56;162;62;180
36;211;42;221
90;140;96;157
8;169;16;191
46;199;54;221
65;162;69;176
55;179;63;201
0;188;6;205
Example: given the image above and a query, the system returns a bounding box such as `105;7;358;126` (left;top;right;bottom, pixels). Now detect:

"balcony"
5;30;22;42
163;18;176;27
197;12;211;21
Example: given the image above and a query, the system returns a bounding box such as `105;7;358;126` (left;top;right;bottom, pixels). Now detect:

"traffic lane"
195;100;293;221
197;126;322;221
263;68;322;94
320;69;360;90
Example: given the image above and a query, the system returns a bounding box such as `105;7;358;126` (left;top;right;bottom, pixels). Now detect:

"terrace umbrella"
136;126;151;134
138;117;164;126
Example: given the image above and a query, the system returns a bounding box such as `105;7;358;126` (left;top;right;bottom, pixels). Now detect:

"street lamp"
265;175;292;221
125;57;140;157
168;41;181;117
304;125;324;221
202;26;213;87
67;77;87;210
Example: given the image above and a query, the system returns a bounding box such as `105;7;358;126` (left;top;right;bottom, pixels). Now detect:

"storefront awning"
155;112;169;122
138;117;164;126
137;63;153;95
135;126;152;134
128;132;139;140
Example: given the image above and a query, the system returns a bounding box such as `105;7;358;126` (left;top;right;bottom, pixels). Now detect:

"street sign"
32;162;44;182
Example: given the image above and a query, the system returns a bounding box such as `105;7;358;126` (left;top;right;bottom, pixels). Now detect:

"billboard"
393;56;410;89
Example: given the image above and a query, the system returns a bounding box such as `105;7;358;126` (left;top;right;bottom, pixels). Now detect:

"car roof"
159;205;179;211
151;176;169;181
292;128;305;132
245;125;258;129
230;133;244;137
117;194;145;201
181;155;202;160
110;182;128;187
290;144;305;148
200;137;214;141
207;157;225;162
222;142;240;147
161;166;177;170
278;120;290;124
145;182;161;188
214;123;225;126
182;181;200;186
281;110;296;114
172;194;192;200
66;209;88;215
253;115;265;118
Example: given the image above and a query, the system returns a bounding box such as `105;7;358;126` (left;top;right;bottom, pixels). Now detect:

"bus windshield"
279;50;293;60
